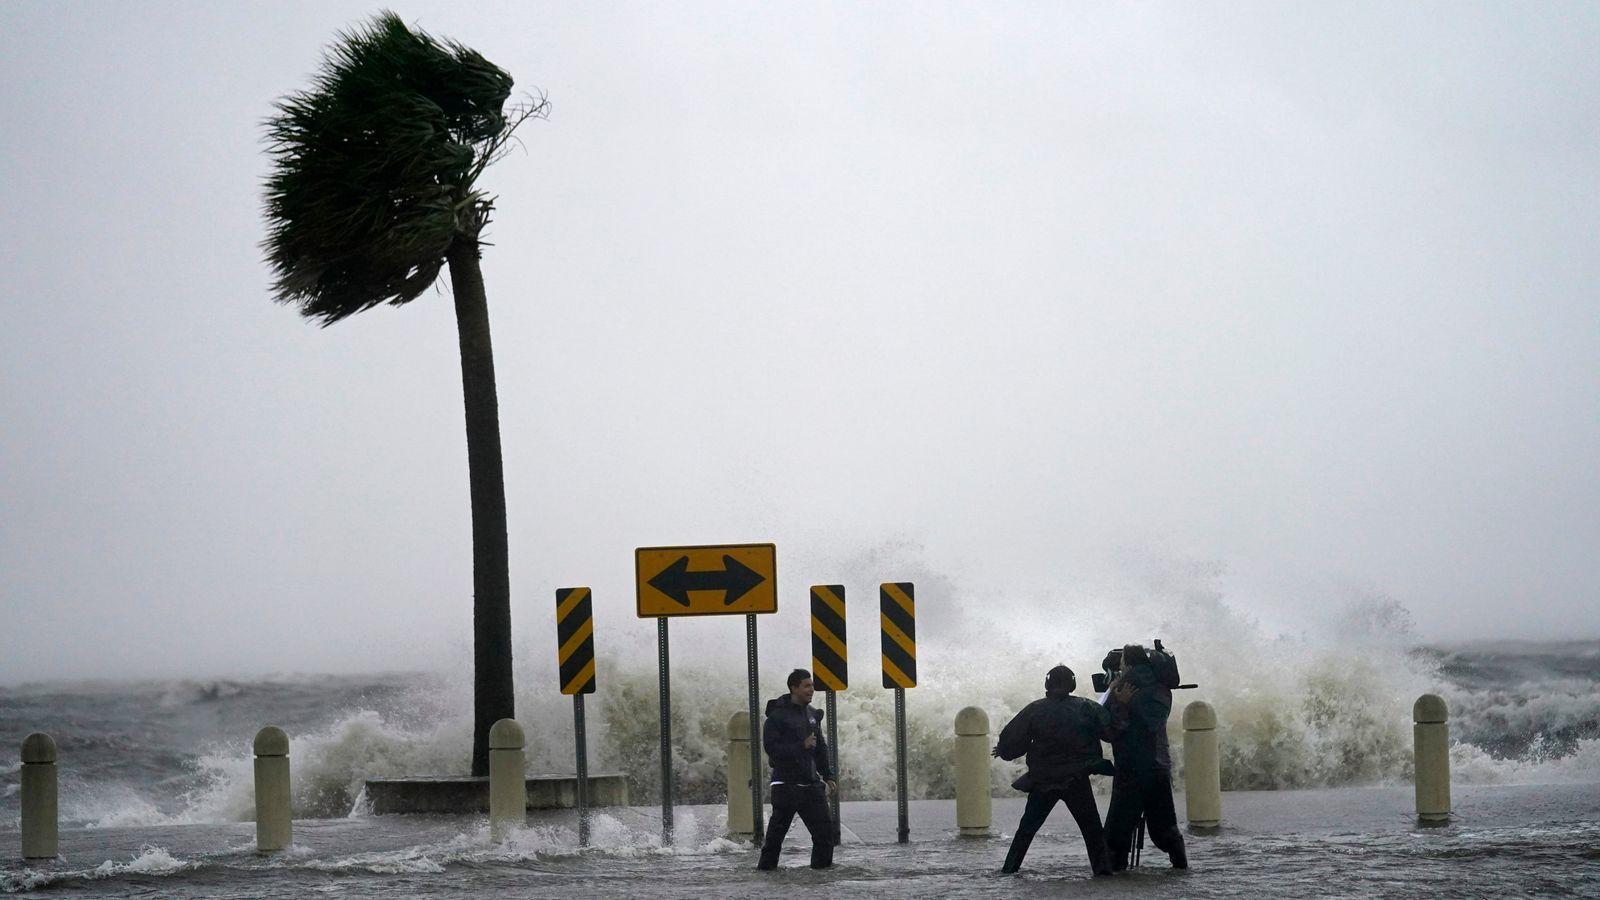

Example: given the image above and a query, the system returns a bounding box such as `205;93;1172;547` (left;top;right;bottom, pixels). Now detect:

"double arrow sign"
647;555;766;608
635;544;778;617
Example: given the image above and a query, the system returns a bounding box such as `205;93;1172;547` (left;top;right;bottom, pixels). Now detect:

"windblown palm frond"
263;10;544;324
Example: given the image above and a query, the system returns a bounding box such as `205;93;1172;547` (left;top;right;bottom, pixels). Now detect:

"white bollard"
21;733;58;860
253;726;292;852
1414;694;1450;826
726;712;754;839
954;707;991;837
489;718;527;839
1182;701;1222;831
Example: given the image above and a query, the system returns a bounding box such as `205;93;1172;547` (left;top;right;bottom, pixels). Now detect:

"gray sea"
3;639;1598;896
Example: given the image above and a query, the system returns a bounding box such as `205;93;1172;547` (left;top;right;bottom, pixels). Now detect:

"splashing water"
1;549;1595;829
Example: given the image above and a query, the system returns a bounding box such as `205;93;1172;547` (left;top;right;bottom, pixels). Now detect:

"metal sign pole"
826;689;840;838
810;584;847;843
555;587;597;846
879;581;915;844
895;686;908;843
574;693;590;847
745;612;764;843
658;616;673;844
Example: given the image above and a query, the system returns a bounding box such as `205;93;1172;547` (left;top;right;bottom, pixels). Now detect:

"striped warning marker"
880;582;916;689
556;587;597;695
810;585;847;691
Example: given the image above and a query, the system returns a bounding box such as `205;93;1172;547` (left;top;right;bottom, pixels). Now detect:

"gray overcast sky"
2;2;1597;682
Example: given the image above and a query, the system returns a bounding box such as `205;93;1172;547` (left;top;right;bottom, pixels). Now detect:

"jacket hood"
766;695;823;720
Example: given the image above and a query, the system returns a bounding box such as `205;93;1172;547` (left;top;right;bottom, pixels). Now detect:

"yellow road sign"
881;582;917;688
555;587;596;695
811;585;847;691
635;543;777;617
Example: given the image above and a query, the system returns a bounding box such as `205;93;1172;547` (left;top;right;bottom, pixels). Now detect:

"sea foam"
9;548;1596;831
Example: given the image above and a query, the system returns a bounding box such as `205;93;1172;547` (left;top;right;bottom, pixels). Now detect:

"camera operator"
1102;643;1188;870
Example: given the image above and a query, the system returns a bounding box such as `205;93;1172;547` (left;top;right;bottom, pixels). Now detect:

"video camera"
1091;639;1195;693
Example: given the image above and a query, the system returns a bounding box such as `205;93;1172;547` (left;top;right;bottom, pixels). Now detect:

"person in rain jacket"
757;668;836;870
1103;644;1188;870
993;664;1129;875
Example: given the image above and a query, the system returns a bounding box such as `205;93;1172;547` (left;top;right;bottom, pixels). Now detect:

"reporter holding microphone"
756;669;838;871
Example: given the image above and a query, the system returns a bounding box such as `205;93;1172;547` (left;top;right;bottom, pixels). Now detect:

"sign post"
554;587;597;846
658;616;672;842
745;612;762;845
637;543;778;846
880;582;917;844
810;584;847;836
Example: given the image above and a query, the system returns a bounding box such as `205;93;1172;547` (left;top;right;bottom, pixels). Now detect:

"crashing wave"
8;548;1596;829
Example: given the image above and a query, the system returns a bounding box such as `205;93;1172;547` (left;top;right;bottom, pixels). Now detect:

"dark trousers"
1001;776;1111;875
757;783;834;870
1104;767;1185;868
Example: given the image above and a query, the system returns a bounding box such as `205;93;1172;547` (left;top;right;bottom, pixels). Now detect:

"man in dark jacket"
993;664;1128;876
757;668;836;870
1103;644;1188;870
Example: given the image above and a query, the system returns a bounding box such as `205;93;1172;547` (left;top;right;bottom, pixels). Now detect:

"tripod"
1130;813;1146;867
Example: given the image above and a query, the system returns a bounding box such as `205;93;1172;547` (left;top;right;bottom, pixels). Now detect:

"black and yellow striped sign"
810;585;847;691
556;587;596;695
880;582;916;689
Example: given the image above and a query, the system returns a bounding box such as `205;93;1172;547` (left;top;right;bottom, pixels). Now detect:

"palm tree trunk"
448;237;514;777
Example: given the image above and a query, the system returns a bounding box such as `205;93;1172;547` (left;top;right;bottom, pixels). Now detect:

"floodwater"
6;784;1599;897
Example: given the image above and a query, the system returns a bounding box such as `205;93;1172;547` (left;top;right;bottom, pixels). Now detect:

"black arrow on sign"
648;555;766;607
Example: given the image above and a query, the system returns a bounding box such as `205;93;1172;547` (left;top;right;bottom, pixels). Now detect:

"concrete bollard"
1414;694;1451;826
488;718;527;839
1181;701;1222;832
726;712;754;839
21;733;58;860
954;707;991;837
253;726;292;852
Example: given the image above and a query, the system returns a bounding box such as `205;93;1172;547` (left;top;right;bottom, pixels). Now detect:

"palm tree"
263;11;546;776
